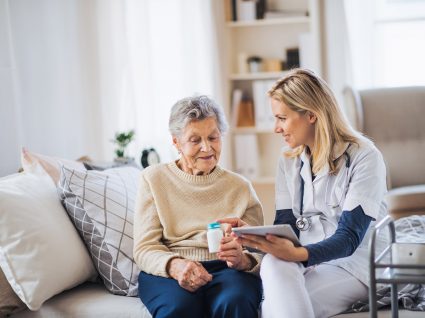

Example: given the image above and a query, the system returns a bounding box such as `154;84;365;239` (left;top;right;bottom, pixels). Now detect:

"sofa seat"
11;282;422;318
12;283;151;318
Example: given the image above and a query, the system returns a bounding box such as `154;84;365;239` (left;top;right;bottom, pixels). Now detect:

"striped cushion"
58;166;141;296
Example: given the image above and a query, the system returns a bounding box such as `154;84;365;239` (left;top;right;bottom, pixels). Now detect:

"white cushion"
0;165;97;310
58;166;141;296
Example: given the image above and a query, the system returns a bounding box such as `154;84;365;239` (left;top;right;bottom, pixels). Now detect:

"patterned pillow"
58;166;141;296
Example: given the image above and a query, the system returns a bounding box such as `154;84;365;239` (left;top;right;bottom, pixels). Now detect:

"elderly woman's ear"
172;136;181;153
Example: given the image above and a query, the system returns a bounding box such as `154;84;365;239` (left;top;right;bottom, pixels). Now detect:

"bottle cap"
207;222;221;230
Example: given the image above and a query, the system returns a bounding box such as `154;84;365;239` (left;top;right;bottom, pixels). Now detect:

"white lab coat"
275;138;388;286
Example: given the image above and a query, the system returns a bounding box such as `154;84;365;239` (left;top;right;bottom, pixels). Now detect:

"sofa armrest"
386;185;425;220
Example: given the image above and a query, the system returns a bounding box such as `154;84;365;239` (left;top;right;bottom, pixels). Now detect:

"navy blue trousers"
138;260;262;318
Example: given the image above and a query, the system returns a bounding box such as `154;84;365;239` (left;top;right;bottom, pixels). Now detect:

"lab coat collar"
300;148;315;182
300;142;350;181
332;142;350;161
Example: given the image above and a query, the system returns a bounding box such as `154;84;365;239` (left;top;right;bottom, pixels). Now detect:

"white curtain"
342;0;375;89
0;0;222;176
94;0;223;163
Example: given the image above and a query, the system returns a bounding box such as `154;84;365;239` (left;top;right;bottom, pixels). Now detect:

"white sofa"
9;281;422;318
1;150;423;318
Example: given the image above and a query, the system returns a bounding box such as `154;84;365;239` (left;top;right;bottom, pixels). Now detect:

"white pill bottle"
207;222;223;253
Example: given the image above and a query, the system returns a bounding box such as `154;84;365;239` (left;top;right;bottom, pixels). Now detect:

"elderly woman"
133;95;264;318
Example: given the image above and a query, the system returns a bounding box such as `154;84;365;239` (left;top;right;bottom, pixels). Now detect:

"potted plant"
111;130;135;163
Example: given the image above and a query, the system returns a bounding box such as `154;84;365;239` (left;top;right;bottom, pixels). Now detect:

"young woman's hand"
166;258;212;292
216;217;248;235
217;235;252;271
237;234;308;263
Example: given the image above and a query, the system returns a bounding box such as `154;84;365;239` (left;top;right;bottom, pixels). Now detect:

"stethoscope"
296;148;351;231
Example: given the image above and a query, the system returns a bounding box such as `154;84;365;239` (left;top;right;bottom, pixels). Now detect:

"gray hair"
169;95;228;137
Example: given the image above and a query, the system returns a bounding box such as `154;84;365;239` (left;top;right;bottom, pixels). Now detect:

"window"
344;0;425;88
373;0;425;86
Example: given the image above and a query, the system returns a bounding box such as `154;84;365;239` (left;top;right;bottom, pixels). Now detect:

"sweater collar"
168;161;224;184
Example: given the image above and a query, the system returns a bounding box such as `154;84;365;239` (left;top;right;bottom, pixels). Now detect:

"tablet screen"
232;224;300;246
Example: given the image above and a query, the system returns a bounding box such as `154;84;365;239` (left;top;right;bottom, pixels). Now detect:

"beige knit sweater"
133;161;264;278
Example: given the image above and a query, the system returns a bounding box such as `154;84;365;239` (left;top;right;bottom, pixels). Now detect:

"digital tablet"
232;224;300;246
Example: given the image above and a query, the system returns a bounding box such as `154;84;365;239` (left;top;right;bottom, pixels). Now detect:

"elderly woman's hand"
217;235;253;271
167;258;212;292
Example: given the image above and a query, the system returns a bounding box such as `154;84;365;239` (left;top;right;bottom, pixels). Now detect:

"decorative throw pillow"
0;165;97;311
21;147;86;185
58;165;141;296
0;268;26;316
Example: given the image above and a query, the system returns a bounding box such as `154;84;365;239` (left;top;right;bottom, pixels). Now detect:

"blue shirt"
274;205;372;266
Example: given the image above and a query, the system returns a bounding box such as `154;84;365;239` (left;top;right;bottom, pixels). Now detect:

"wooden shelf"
231;127;274;134
226;16;310;28
222;0;321;220
229;71;288;81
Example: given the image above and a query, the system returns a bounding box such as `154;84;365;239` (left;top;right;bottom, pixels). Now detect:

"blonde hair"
268;68;361;175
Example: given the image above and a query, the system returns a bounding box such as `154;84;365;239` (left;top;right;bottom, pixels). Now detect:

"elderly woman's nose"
201;140;211;151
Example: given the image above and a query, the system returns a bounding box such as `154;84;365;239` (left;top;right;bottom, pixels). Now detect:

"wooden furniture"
220;0;323;222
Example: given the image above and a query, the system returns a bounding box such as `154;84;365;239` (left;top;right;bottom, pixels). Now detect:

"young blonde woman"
220;69;388;318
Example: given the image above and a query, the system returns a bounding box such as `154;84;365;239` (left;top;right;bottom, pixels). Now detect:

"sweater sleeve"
133;174;181;277
303;205;372;267
240;182;265;274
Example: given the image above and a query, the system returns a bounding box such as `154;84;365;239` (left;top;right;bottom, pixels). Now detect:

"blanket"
349;284;425;312
349;215;425;313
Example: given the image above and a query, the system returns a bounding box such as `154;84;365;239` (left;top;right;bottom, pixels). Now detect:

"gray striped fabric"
349;284;425;312
58;166;141;296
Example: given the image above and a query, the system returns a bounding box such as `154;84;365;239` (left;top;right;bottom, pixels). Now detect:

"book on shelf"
252;80;275;130
231;0;237;21
286;48;300;69
256;0;266;19
224;0;234;22
232;89;255;128
236;99;255;127
234;133;259;180
231;88;243;127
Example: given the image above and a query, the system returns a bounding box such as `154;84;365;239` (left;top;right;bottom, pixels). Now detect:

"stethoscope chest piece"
296;216;311;231
296;146;351;232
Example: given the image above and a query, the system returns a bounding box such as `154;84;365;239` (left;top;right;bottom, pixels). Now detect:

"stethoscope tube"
296;149;351;231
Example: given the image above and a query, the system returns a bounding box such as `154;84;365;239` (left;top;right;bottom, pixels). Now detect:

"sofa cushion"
58;166;141;296
0;165;97;311
11;283;152;318
10;282;421;318
21;147;86;185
